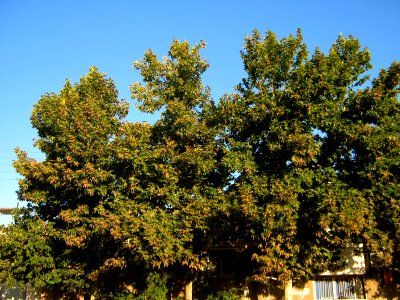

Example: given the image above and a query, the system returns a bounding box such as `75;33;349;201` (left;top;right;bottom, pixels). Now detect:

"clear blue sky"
1;0;399;224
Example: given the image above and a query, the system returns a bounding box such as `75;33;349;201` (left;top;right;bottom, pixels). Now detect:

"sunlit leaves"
4;29;399;297
219;29;399;282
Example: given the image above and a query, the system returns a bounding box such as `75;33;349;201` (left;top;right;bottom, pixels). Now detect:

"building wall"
292;280;314;300
282;277;400;300
365;278;400;300
243;280;284;300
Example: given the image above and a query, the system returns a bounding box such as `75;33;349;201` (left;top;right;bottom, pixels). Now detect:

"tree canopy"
1;29;399;298
217;29;399;282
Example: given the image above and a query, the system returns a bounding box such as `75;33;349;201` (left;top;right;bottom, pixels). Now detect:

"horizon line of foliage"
0;28;399;298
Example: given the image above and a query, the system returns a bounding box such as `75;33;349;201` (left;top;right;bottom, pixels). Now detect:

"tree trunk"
82;293;91;300
284;279;292;300
184;281;193;300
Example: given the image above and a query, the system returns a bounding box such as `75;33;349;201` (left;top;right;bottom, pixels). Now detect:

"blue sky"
1;0;399;224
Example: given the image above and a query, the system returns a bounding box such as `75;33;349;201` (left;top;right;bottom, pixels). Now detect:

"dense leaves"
217;29;399;282
1;30;398;298
9;67;134;296
0;214;59;290
130;40;228;292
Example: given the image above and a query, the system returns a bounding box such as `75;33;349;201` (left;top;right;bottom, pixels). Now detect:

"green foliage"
11;67;134;295
136;272;169;300
3;29;399;298
0;215;60;290
130;39;227;278
217;29;399;282
206;288;242;300
8;40;224;297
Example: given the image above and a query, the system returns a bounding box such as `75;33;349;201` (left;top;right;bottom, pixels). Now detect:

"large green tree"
217;29;399;285
10;67;133;297
130;39;227;298
6;41;226;299
2;29;399;300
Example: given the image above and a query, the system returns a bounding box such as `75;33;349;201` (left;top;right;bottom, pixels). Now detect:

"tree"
334;62;400;269
130;39;227;298
11;67;132;297
3;29;399;299
217;29;399;287
0;215;60;292
7;40;226;299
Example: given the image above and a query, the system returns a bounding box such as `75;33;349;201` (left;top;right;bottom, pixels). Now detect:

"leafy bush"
206;288;242;300
136;272;169;300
